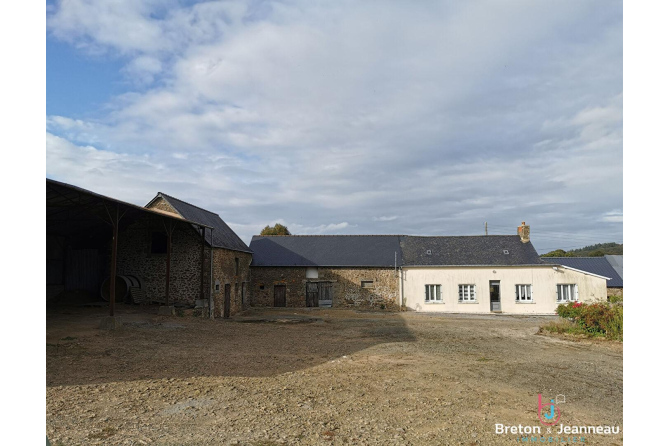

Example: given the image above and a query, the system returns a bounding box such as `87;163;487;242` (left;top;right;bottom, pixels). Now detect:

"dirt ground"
46;305;623;445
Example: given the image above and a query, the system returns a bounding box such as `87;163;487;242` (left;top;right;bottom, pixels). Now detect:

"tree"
542;249;574;257
260;223;291;236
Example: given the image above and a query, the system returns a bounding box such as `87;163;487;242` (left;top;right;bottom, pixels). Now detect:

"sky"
45;0;623;253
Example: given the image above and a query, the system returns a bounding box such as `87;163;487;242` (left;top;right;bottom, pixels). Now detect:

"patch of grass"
60;336;77;341
539;320;589;337
476;357;493;362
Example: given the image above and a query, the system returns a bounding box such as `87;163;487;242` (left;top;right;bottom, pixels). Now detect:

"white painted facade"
400;265;607;314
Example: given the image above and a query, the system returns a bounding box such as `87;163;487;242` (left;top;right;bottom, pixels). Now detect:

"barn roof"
47;179;211;242
148;193;251;253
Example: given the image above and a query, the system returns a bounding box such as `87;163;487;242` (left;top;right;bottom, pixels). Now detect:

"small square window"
150;232;167;254
515;284;532;302
425;284;442;302
557;284;578;302
361;280;373;288
259;284;265;290
458;284;476;302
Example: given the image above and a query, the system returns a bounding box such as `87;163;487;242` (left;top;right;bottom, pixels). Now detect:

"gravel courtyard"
46;305;623;445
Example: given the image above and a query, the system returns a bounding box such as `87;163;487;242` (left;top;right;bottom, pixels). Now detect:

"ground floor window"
515;284;533;302
556;284;578;302
425;284;442;302
458;284;476;302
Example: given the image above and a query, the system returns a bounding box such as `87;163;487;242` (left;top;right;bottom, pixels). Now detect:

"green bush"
554;301;622;341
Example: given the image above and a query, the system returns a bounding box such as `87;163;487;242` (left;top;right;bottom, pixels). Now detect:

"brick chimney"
517;221;530;243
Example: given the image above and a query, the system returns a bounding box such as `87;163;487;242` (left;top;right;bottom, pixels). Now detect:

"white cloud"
46;0;623;249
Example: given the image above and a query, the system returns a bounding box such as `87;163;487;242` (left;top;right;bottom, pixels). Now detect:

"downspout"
400;266;404;309
209;228;214;319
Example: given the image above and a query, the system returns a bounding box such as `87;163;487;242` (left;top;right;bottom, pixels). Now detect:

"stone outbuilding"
249;235;402;309
46;179;251;318
144;193;253;317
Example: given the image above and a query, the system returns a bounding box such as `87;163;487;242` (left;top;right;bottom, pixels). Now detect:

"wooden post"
165;221;172;306
109;204;119;317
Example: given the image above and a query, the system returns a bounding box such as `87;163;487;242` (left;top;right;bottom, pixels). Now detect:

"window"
361;280;374;288
458;284;476;302
235;258;240;275
556;284;578;302
516;284;533;302
150;232;167;254
425;284;442;302
214;280;220;292
259;284;265;290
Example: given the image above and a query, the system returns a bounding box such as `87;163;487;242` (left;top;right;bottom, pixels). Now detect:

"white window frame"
425;284;442;302
556;284;579;302
515;284;533;302
458;284;477;302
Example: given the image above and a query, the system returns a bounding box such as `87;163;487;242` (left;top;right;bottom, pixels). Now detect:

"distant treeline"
542;242;623;257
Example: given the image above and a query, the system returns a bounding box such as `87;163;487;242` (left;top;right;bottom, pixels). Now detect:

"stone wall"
147;197;180;215
607;287;623;300
116;216;210;305
211;249;253;317
249;267;400;309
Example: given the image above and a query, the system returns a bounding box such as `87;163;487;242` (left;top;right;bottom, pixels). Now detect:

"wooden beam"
109;204;119;317
165;220;172;306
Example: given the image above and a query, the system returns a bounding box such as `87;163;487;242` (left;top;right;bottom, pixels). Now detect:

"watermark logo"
537;393;561;426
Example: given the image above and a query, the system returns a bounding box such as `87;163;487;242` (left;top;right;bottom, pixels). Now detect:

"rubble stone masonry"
116;216;209;305
250;267;400;309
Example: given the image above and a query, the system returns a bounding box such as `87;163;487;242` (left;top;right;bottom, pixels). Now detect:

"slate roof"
250;235;403;267
148;193;251;253
250;234;545;267
401;235;545;266
605;255;623;281
540;257;622;287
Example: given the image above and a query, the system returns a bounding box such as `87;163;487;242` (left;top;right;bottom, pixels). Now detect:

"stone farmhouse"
249;224;608;314
47;179;609;318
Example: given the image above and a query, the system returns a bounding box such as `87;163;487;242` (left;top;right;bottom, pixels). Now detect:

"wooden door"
224;283;231;318
274;285;286;307
306;282;318;307
318;282;333;307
